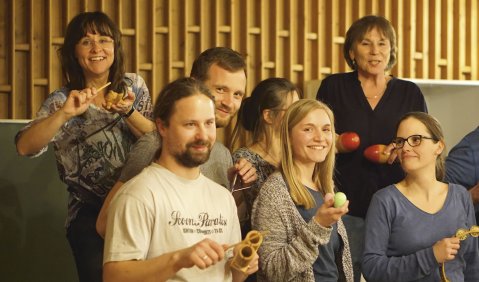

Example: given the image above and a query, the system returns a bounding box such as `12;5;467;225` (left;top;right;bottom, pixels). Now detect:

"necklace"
364;83;387;99
362;76;389;99
365;94;381;99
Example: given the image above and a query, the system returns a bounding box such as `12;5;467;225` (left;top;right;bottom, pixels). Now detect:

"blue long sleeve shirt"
362;184;479;282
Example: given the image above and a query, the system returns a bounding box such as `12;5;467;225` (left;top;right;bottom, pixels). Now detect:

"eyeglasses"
392;134;437;149
78;37;114;49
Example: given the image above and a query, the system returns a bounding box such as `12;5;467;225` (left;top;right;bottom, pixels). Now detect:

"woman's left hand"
109;89;136;115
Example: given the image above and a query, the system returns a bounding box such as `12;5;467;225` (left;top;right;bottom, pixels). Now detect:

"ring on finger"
202;255;209;260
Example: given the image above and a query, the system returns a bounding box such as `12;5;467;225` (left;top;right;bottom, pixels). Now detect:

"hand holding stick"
96;81;112;92
440;225;479;282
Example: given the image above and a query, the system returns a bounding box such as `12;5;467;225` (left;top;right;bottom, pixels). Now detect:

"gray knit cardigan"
251;172;354;282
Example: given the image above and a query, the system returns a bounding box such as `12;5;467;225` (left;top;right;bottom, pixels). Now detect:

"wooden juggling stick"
440;225;479;282
229;230;268;273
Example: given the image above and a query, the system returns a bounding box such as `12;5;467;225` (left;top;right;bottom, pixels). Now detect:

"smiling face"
159;94;216;168
395;117;444;175
349;27;391;76
203;63;246;128
290;108;333;168
75;32;115;82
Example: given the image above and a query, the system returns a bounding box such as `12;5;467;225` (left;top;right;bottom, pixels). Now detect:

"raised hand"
229;158;257;189
314;192;349;227
109;88;136;115
63;87;99;118
385;143;398;164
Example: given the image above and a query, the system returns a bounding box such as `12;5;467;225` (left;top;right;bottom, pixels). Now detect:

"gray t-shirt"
119;131;232;188
362;183;479;282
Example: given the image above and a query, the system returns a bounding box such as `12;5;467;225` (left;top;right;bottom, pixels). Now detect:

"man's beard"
174;140;212;168
215;112;232;128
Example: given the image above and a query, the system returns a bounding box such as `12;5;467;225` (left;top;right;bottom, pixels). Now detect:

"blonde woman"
251;99;353;281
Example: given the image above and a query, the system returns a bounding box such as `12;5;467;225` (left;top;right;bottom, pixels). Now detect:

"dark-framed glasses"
392;134;437;149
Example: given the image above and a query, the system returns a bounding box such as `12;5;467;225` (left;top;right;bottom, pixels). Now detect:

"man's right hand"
175;238;225;270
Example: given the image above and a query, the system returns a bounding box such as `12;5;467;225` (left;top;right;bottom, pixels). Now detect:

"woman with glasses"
15;11;154;282
362;112;479;281
231;78;300;236
251;99;353;282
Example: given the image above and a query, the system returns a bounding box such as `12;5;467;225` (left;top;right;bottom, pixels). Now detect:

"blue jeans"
66;205;104;282
342;215;365;282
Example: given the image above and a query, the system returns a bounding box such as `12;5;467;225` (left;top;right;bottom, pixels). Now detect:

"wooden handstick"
96;81;111;92
230;243;255;273
244;230;265;252
228;230;269;273
440;225;479;282
226;230;269;252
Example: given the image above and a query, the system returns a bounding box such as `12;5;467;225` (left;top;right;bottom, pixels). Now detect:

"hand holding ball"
334;192;347;208
316;193;348;227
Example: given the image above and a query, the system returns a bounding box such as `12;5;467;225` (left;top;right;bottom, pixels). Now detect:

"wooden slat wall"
1;0;478;122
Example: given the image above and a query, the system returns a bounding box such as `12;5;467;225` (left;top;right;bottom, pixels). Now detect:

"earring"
352;59;357;69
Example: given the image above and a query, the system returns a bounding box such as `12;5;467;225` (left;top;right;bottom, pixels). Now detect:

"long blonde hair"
279;99;336;209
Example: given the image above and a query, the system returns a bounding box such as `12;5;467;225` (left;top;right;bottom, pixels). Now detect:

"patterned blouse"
232;147;276;217
15;73;153;227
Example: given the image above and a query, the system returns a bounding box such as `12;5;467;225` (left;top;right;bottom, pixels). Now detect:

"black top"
316;71;427;218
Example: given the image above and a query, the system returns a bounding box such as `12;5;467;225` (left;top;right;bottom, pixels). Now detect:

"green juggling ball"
334;192;347;208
